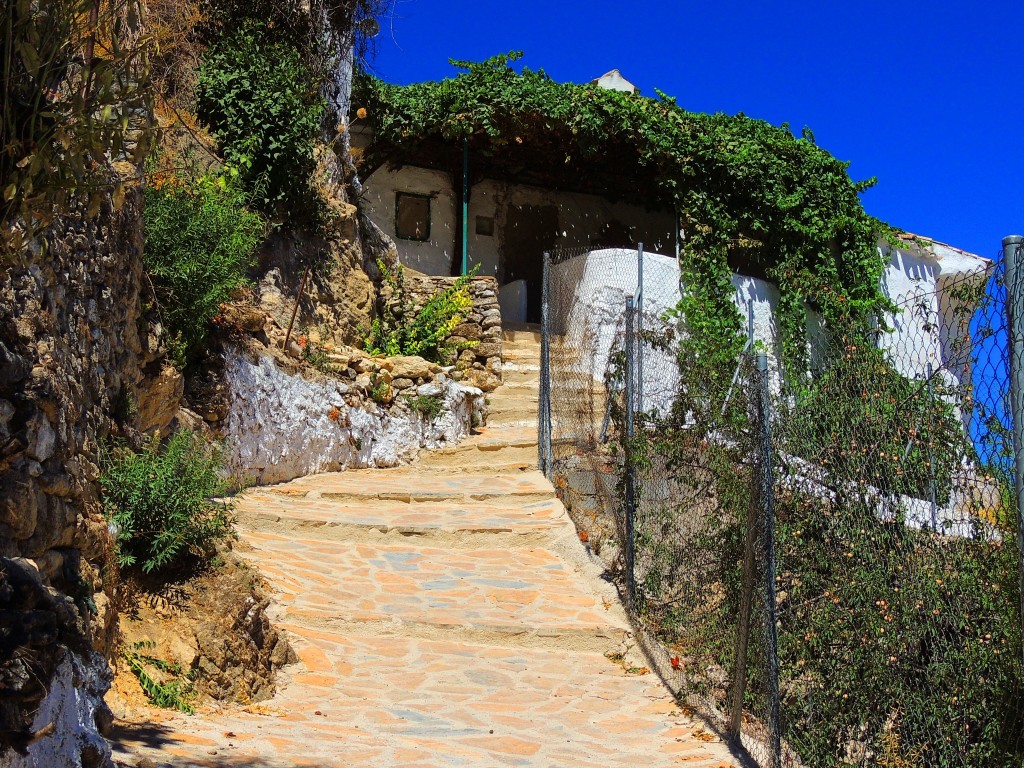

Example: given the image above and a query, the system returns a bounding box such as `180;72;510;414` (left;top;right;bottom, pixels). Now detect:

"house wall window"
395;192;430;241
475;215;495;236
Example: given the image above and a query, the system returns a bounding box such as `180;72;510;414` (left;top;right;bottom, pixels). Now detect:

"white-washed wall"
878;244;990;387
548;244;988;412
549;249;784;413
358;166;457;275
0;650;112;768
222;350;483;486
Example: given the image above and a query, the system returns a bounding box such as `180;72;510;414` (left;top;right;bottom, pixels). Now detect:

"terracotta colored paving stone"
234;533;622;635
238;498;567;533
268;466;552;499
115;632;739;767
111;333;742;768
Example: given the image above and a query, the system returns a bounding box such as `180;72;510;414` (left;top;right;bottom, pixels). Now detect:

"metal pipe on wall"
462;137;469;276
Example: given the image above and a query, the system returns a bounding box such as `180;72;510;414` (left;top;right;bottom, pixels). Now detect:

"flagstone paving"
111;328;740;767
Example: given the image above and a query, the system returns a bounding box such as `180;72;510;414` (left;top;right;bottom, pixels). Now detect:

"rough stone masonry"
402;273;504;392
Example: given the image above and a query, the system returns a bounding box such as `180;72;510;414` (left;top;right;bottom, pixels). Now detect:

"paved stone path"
111;329;740;767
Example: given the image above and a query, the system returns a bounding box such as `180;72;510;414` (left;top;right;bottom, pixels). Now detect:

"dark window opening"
475;215;495;236
396;192;430;241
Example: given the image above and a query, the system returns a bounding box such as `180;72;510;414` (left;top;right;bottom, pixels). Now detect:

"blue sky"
368;0;1023;261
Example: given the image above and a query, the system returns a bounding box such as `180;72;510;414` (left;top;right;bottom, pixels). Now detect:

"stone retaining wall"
401;274;503;392
219;338;485;486
0;193;148;766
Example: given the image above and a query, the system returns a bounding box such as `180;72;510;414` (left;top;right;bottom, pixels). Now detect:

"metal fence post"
756;352;782;768
925;363;939;532
624;295;637;607
1002;234;1024;664
729;411;759;741
636;243;644;417
540;251;552;478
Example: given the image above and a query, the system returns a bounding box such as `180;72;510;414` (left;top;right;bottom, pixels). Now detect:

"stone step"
238;531;627;641
500;345;540;355
495;380;545;392
113;627;739;768
412;457;539;473
501;337;542;349
501;379;540;391
487;403;539;419
258;467;551;505
235;495;566;537
486;402;540;416
487;387;540;401
418;443;539;470
501;326;542;343
485;421;540;432
501;372;541;387
501;354;541;366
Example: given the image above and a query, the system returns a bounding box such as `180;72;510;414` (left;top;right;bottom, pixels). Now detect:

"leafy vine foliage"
353;52;891;375
197;20;326;223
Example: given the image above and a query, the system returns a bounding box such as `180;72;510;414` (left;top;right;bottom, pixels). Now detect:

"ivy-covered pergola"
351;53;892;369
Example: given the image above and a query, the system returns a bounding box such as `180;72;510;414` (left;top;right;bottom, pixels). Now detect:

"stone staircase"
111;326;739;768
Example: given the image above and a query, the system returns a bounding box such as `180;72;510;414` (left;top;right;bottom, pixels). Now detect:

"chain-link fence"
540;246;683;569
540;240;1024;767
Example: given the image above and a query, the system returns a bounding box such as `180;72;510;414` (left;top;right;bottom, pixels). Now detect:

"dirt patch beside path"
107;549;294;722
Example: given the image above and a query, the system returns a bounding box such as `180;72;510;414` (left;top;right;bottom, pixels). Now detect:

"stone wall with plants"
393;274;503;392
0;190;154;626
191;294;485;486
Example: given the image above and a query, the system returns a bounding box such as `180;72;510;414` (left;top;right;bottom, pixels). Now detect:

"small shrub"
364;260;477;363
123;640;196;713
300;337;342;374
101;430;234;574
405;393;445;421
144;172;263;367
196;21;326;223
368;373;391;403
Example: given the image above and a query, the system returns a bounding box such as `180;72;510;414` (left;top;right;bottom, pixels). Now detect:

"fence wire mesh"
542;243;1024;767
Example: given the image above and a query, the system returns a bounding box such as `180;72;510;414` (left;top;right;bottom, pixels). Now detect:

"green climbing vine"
353;52;894;376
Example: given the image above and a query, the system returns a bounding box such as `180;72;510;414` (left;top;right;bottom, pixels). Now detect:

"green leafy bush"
196;21;326;223
144;172;262;367
363;260;476;363
101;430;234;574
404;394;445;420
787;340;964;504
774;491;1024;766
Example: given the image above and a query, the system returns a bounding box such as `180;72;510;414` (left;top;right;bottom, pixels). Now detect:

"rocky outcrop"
0;558;114;768
110;552;294;714
257;201;375;348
